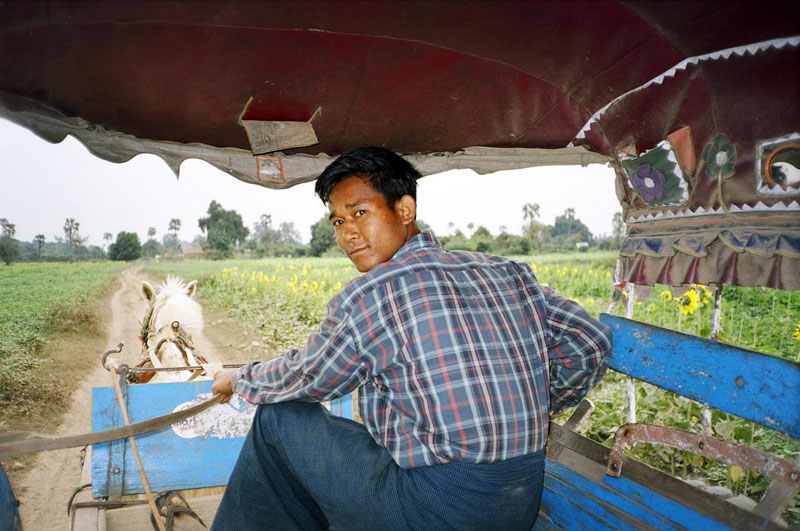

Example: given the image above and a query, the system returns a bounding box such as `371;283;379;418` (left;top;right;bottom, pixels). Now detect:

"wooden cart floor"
106;494;221;530
73;493;222;531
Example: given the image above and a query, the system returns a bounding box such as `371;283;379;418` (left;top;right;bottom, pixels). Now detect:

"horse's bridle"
134;311;206;383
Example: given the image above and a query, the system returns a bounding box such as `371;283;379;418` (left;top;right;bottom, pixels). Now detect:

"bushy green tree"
249;215;303;257
109;232;142;261
470;226;494;253
522;203;546;250
198;201;249;259
443;230;476;252
550;208;593;249
0;218;20;265
0;238;20;265
494;232;532;256
142;239;164;258
309;216;335;256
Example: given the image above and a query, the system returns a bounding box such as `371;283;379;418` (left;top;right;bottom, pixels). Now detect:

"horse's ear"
186;280;198;298
141;281;156;303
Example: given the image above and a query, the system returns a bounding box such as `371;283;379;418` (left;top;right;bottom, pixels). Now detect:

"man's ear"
396;195;417;225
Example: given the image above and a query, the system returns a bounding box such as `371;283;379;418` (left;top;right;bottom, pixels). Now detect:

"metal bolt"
791;472;798;481
112;465;121;475
698;441;705;450
735;376;744;388
610;462;618;471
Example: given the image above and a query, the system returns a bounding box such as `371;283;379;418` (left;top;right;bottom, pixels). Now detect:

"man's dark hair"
315;147;420;206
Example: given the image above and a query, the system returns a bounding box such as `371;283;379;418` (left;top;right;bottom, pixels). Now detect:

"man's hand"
212;369;236;403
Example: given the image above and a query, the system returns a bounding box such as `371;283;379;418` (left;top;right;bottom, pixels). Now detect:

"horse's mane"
158;275;192;298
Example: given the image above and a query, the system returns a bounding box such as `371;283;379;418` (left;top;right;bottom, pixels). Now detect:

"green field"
2;255;797;521
0;261;126;403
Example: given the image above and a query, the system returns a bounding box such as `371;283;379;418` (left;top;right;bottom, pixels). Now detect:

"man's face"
328;175;415;272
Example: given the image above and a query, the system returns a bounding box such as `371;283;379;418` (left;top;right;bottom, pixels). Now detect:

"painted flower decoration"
702;134;737;178
630;163;667;202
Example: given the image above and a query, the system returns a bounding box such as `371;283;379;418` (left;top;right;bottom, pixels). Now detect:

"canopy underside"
1;1;798;289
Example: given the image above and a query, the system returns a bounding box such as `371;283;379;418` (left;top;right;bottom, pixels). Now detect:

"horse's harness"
131;307;207;383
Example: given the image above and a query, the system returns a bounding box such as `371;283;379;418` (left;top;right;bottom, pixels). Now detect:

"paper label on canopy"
171;393;256;439
241;119;319;154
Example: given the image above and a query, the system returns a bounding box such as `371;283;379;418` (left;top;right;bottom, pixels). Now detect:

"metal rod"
123;363;246;374
607;423;800;487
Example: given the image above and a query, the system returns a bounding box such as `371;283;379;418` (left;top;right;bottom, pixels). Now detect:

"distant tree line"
0;201;625;265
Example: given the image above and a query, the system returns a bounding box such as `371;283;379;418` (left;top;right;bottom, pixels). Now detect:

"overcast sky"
0;118;620;247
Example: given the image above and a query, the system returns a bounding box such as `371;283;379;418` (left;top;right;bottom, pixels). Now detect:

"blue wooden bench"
534;313;800;530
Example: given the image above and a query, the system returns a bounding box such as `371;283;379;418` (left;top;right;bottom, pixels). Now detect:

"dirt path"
7;266;252;531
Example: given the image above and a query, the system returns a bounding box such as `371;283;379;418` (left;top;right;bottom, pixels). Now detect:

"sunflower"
677;289;701;315
793;322;800;341
660;290;673;303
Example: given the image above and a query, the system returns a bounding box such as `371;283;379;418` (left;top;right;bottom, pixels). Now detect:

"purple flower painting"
630;163;667;202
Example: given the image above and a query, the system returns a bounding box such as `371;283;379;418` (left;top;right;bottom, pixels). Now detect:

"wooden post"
625;282;636;425
702;287;723;435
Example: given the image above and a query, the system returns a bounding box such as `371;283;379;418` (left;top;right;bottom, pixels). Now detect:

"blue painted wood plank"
92;383;358;497
600;313;800;438
107;373;127;498
92;381;257;497
535;460;735;530
329;394;353;420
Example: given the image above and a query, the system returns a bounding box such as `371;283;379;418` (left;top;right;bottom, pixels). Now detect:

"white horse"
135;276;209;383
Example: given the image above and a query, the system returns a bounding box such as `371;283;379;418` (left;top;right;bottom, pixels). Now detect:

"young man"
211;147;611;530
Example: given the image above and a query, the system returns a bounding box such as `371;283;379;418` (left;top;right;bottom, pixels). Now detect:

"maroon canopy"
1;1;798;288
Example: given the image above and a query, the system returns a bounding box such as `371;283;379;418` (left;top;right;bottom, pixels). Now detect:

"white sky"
0;118;620;247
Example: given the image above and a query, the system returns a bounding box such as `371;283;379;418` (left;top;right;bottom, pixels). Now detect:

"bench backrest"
599;313;800;438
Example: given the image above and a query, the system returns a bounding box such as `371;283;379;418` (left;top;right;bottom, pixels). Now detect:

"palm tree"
522;203;540;223
148;227;157;240
63;218;80;254
0;218;15;238
103;232;113;252
168;218;181;234
34;234;46;260
564;208;576;237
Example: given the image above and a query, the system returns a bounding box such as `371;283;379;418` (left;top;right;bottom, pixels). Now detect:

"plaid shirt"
234;232;611;468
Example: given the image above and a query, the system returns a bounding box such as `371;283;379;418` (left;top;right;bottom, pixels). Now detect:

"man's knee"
253;401;326;439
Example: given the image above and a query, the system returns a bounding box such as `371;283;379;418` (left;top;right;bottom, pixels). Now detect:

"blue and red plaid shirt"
234;232;611;468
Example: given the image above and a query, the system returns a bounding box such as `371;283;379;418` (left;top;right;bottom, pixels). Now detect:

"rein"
0;394;225;460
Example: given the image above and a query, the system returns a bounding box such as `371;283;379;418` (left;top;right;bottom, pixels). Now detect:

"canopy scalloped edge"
620;241;799;291
621;229;800;260
0;91;610;190
571;35;800;143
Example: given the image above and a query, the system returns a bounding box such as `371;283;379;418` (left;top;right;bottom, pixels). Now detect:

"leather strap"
0;393;225;459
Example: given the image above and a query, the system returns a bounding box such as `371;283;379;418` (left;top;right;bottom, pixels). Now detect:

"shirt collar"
391;230;441;262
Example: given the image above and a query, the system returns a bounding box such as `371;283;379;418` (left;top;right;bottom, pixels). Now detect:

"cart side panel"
600;313;800;437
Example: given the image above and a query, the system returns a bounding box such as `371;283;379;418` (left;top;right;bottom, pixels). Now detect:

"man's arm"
217;291;372;405
542;285;612;413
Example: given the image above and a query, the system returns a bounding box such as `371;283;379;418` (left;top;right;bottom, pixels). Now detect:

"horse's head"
140;276;199;343
136;276;207;382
